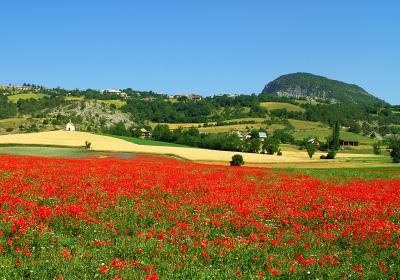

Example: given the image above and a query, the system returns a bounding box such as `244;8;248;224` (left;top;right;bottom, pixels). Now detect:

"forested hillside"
261;73;385;106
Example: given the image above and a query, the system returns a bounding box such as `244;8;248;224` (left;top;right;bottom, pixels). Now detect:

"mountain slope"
261;73;385;106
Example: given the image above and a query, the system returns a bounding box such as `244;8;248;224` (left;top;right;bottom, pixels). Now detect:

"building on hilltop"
188;94;202;101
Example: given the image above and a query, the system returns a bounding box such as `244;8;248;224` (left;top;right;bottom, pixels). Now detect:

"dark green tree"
230;154;244;166
306;144;317;158
262;137;280;155
389;136;400;163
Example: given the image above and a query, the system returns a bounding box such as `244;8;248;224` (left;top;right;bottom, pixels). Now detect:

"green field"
278;166;400;180
0;146;137;158
260;102;305;112
8;93;46;102
293;129;375;144
289;119;327;129
65;96;85;101
0;146;89;157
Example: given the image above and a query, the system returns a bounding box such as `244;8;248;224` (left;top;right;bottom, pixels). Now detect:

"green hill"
261;73;385;106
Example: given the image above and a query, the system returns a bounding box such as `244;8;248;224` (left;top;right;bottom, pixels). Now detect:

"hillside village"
1;73;399;158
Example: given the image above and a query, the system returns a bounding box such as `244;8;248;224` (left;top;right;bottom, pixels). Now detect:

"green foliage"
389;136;400;163
321;149;336;160
372;142;381;155
0;95;17;118
230;154;244;166
306;144;317;158
243;138;261;153
330;122;341;151
261;72;385;106
262;137;280;155
152;124;174;142
273;129;295;144
106;121;130;136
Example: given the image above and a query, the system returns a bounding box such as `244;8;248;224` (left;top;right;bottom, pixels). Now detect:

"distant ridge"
261;73;385;106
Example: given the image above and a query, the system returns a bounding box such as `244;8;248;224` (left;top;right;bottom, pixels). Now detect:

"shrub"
306;144;317;158
230;154;244;166
85;141;92;150
389;136;400;163
372;142;381;155
326;149;336;159
321;149;336;160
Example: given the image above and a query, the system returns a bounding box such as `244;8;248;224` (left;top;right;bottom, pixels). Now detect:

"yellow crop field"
8;93;46;103
97;100;127;107
65;96;85;101
260;102;305;112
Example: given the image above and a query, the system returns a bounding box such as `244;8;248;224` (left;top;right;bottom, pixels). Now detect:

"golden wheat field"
0;130;379;165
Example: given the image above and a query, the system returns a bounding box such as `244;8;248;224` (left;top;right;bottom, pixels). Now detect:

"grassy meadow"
260;101;306;112
7;93;47;102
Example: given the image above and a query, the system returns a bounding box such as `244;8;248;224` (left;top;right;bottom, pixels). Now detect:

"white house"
258;132;267;141
66;122;76;131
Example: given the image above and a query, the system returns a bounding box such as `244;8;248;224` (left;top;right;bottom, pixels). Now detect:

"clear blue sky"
1;0;399;104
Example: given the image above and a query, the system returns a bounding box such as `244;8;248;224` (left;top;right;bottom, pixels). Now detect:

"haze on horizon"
0;0;399;104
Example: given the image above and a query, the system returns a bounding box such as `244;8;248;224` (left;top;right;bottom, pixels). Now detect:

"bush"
372;142;381;155
389;136;400;163
85;141;92;150
326;149;336;159
321;149;336;160
230;154;244;166
306;144;317;158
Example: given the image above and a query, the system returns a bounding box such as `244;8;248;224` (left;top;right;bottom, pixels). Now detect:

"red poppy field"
0;154;399;279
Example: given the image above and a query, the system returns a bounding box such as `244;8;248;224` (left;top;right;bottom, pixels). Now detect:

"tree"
84;140;91;149
372;142;381;155
230;154;244;166
389;136;400;163
306;144;317;158
244;138;261;153
330;122;341;151
152;124;173;142
262;137;279;155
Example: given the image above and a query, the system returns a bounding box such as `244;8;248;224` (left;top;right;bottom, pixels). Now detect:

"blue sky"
1;0;399;103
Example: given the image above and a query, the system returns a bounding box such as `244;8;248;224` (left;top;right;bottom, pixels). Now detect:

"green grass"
289;119;327;130
0;146;90;157
0;145;138;158
8;93;46;102
260;102;306;112
293;129;375;144
277;166;400;180
105;134;190;147
65;96;85;101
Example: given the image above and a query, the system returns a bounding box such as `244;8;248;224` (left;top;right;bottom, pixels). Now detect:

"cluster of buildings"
0;84;40;94
230;130;268;141
100;88;128;99
170;93;203;101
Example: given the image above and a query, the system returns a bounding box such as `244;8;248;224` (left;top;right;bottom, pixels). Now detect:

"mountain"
261;73;385;106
